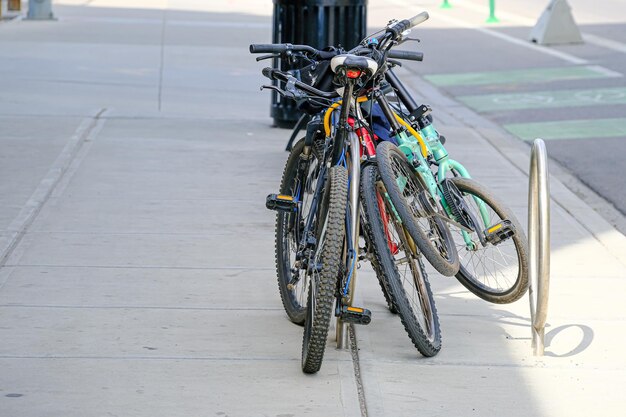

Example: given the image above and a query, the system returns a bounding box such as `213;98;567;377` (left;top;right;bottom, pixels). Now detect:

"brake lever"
400;37;421;44
261;72;308;100
261;85;286;97
256;53;281;62
397;30;422;45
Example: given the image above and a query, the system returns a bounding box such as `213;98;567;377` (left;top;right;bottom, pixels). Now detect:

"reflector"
346;69;362;79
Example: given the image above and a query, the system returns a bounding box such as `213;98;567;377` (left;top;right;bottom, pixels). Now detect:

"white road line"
385;0;587;64
388;0;626;66
432;11;589;65
456;0;626;55
583;33;626;54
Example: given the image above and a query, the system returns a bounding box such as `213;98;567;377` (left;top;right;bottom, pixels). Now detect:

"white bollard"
529;0;583;45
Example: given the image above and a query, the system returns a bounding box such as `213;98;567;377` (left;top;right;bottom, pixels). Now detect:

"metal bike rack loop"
528;138;551;356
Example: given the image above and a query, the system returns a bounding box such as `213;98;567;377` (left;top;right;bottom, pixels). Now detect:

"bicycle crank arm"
431;211;475;233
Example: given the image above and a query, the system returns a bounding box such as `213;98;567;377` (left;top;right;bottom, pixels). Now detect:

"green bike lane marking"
424;65;622;87
504;118;626;141
458;87;626;112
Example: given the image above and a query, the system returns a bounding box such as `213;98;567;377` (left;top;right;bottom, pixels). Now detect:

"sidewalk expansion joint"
348;324;369;417
0;108;108;271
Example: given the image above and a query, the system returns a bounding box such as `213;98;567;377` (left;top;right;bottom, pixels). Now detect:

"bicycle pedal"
338;306;372;325
266;194;298;212
484;220;515;245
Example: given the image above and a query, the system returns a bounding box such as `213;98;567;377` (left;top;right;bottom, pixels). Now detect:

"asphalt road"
390;0;626;216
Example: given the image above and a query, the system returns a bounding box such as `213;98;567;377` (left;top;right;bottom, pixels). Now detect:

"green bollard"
440;0;452;9
486;0;499;23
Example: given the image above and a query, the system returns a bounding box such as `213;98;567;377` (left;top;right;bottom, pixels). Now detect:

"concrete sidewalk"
1;1;625;416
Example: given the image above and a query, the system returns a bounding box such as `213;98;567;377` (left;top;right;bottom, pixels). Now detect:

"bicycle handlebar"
251;43;423;62
250;11;429;59
250;43;339;59
252;12;429;99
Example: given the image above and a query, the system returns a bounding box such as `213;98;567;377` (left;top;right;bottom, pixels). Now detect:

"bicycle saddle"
330;54;378;76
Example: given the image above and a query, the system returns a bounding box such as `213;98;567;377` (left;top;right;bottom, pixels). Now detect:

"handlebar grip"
250;44;288;54
262;67;289;83
387;11;429;40
388;50;424;62
262;67;276;79
408;11;429;29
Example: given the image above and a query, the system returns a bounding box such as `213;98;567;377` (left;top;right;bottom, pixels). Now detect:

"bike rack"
528;138;551;356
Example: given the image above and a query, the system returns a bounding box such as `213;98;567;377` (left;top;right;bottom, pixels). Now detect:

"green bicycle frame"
392;123;490;249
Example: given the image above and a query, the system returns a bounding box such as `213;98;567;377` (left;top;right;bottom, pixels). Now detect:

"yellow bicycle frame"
322;97;429;159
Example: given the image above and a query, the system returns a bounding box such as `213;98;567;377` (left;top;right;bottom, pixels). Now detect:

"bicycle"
374;63;529;304
252;11;443;373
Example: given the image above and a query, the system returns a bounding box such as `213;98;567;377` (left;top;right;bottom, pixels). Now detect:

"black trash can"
271;0;368;128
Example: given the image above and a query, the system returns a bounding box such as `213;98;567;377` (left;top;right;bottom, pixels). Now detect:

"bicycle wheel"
377;141;459;277
449;177;529;304
302;165;348;374
275;139;321;324
360;166;397;314
361;164;441;356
